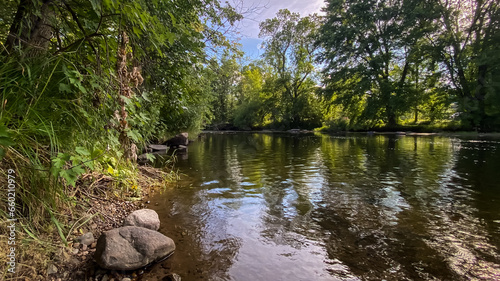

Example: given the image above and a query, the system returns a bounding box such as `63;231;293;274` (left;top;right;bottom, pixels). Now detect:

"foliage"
0;0;244;275
429;0;500;130
317;0;500;131
259;9;323;129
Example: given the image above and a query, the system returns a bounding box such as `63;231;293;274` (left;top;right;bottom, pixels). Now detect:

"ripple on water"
144;133;500;281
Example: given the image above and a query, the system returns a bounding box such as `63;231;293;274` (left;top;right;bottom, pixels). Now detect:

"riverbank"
203;128;500;138
0;164;175;281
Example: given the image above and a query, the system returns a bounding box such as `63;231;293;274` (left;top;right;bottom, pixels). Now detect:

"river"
142;132;500;281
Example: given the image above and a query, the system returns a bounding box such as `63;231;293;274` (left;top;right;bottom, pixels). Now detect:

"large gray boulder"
94;226;175;271
123;209;160;231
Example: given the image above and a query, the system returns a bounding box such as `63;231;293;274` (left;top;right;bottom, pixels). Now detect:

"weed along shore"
0;141;184;280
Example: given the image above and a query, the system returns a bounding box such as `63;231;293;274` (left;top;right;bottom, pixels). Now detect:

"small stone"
76;232;95;246
63;272;69;278
82;244;88;251
122;278;132;281
73;242;81;248
47;264;58;275
163;273;181;281
72;248;79;255
123;209;160;231
101;275;109;281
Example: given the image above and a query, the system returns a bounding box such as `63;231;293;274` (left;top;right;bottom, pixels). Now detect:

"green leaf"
166;32;176;45
127;130;141;142
75;146;90;156
146;153;156;162
90;148;104;159
52;153;70;169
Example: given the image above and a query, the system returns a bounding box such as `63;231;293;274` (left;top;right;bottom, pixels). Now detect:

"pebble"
47;264;58;275
72;248;79;255
122;278;132;281
73;242;81;248
76;232;95;246
101;275;109;281
82;244;88;251
163;273;181;281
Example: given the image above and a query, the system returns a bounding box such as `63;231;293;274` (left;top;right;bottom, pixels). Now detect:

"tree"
208;52;242;125
317;0;440;128
259;9;322;129
232;63;269;128
430;0;500;130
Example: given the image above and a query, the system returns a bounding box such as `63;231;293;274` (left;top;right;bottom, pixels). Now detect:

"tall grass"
0;52;111;277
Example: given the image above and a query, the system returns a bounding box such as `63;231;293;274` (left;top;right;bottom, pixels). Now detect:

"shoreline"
1;165;174;281
201;129;500;138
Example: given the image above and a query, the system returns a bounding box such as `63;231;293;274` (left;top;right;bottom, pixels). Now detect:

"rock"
163;273;181;281
91;242;97;249
47;264;58;275
148;144;170;151
76;232;95;246
122;278;132;281
72;248;79;255
164;133;188;147
94;226;175;271
123;209;160;231
73;242;81;248
101;275;109;281
82;244;88;251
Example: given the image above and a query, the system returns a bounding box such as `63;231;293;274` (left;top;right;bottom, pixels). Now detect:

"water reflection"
142;133;500;281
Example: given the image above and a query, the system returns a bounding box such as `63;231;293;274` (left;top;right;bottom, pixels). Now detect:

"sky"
232;0;326;59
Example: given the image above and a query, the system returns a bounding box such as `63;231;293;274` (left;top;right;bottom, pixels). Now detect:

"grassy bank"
0;145;177;280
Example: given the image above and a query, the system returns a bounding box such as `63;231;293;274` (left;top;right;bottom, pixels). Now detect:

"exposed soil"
40;166;175;281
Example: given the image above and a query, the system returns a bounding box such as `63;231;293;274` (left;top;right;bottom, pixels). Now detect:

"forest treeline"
1;0;499;158
0;0;498;264
211;0;500;132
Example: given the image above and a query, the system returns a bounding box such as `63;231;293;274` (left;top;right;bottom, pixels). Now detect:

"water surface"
143;132;500;280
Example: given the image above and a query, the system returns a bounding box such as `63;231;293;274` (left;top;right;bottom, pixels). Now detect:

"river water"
142;132;500;281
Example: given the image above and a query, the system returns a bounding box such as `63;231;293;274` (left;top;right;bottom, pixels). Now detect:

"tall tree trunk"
475;64;488;130
3;0;55;57
387;110;397;128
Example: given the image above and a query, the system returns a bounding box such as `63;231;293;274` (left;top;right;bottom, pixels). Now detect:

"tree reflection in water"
142;133;500;281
